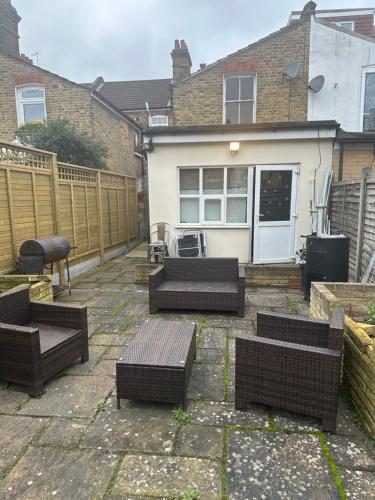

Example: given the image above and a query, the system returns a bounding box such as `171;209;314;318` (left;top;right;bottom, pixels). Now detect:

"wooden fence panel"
0;141;139;275
330;178;375;281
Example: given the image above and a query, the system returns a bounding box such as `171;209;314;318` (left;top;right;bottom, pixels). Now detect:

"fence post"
125;177;130;244
96;171;105;264
51;154;65;285
5;169;17;261
354;168;369;282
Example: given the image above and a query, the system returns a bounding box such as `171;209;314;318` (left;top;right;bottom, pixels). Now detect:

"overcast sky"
13;0;375;84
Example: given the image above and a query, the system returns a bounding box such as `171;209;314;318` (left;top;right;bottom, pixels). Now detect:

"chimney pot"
171;39;192;82
300;1;316;20
0;0;21;57
200;63;206;69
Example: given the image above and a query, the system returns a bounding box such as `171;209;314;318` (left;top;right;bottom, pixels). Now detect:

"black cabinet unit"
303;235;349;299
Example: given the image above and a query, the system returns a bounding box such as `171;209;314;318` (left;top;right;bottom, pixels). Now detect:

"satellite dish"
308;75;325;93
283;62;301;80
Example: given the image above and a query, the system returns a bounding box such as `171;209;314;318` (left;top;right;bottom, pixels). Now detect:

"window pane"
180;198;199;223
23;103;46;122
364;72;375;131
239;101;253;123
240;77;254;100
180;169;199;195
226;78;239;101
203;168;224;194
226;102;239;124
227;198;247;223
340;22;353;30
22;89;44;99
227;168;248;194
259;170;292;222
204;199;221;221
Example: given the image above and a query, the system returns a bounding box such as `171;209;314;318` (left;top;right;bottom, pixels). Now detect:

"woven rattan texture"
0;285;88;396
235;309;344;433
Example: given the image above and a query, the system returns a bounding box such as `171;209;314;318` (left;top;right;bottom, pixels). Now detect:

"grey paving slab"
64;346;106;375
112;455;221;499
90;333;129;346
188;401;268;427
340;469;375;499
227;431;339;499
122;302;149;317
0;446;118;500
56;289;97;303
227;366;235;402
81;399;175;452
336;398;368;438
17;376;114;418
188;365;224;401
0;415;47;477
272;409;321;432
326;435;375;471
228;325;255;339
175;424;223;458
103;346;125;360
0;389;29;413
196;348;225;364
90;359;117;377
38;418;90;447
200;328;227;349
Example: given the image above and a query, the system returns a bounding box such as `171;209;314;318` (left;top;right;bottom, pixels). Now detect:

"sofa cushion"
156;280;238;294
27;322;81;354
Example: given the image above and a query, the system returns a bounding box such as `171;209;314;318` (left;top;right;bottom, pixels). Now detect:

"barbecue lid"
20;236;70;257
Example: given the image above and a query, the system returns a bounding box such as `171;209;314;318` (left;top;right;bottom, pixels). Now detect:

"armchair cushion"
156;280;238;294
27;322;81;354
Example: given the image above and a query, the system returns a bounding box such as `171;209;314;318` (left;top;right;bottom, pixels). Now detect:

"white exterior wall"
147;137;333;263
309;19;375;131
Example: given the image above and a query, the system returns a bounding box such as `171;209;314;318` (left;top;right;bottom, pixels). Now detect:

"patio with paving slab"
0;246;374;499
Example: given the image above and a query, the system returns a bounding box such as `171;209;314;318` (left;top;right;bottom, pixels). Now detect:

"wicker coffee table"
116;319;196;409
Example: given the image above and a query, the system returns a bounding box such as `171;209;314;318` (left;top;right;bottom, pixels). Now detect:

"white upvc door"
253;165;299;264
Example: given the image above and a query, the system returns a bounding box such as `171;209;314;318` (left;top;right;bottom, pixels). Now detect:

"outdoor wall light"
229;142;240;154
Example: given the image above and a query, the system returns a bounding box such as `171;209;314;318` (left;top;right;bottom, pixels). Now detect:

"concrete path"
0;251;374;499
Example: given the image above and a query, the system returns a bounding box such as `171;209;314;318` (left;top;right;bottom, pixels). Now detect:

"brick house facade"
172;21;310;126
0;50;142;177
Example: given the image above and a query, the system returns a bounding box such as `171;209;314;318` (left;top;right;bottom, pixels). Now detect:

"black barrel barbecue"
18;236;73;295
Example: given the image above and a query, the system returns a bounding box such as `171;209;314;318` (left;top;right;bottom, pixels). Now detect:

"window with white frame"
335;21;354;31
149;115;168;127
16;86;47;125
178;166;250;225
224;75;255;124
362;69;375;131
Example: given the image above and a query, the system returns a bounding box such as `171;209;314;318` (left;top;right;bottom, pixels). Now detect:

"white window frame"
149;114;169;127
335;21;354;31
360;66;375;131
177;166;253;228
15;85;47;126
223;74;256;125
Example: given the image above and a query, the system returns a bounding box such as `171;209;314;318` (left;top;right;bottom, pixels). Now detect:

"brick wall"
0;275;53;301
172;21;310;126
333;145;375;181
0;52;141;177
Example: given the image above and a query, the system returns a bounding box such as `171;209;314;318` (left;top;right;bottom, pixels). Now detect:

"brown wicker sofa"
235;307;344;433
149;257;245;316
0;285;88;396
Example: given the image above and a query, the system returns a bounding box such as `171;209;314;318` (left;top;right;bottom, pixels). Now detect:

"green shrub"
17;120;108;169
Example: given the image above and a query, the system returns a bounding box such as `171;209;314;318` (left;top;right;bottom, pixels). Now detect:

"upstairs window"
224;75;255;124
16;86;47;126
335;21;354;31
362;69;375;131
149;115;168;127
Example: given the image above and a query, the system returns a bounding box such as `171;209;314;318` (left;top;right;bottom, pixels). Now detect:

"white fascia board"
145;128;336;145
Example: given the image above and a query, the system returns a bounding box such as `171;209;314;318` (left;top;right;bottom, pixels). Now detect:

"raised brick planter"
0;275;53;301
310;282;375;437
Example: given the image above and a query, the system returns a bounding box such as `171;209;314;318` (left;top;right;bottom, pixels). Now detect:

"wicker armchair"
235;308;344;433
0;285;88;397
149;257;245;316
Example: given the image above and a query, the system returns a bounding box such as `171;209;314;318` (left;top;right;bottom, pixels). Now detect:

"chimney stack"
0;0;21;57
300;1;317;20
171;39;192;82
